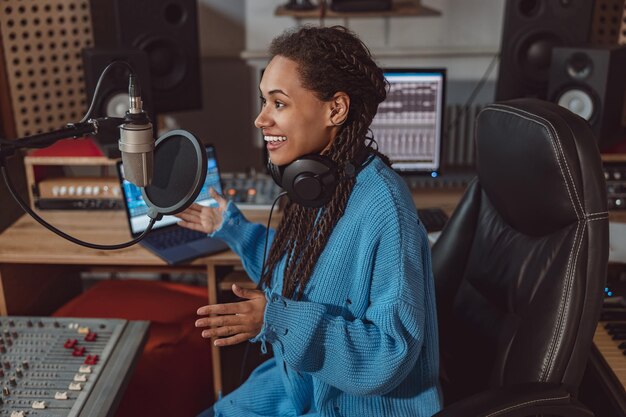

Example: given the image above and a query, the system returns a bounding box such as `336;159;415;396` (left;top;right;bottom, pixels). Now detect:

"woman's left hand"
195;284;267;347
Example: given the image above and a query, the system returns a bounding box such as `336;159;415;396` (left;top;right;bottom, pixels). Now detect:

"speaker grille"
0;0;93;138
591;0;626;45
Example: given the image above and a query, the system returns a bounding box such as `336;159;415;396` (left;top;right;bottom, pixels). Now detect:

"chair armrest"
433;382;593;417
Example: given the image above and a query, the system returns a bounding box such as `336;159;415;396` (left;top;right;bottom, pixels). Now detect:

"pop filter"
142;129;207;219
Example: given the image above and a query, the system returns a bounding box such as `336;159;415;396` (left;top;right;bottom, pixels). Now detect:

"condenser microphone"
118;73;154;187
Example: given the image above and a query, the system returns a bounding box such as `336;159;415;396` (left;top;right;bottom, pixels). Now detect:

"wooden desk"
0;188;480;398
0;208;260;398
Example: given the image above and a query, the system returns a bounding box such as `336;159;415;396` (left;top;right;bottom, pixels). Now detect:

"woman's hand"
196;284;267;347
176;188;228;234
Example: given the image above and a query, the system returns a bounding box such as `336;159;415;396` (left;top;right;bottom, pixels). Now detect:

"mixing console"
0;317;148;417
221;173;283;209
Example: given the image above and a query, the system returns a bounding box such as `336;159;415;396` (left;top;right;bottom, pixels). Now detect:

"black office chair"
431;99;609;416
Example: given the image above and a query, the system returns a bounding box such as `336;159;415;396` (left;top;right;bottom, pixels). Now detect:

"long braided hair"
259;26;390;300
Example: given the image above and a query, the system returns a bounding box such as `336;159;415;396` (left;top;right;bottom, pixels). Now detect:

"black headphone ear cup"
282;155;338;208
268;160;283;188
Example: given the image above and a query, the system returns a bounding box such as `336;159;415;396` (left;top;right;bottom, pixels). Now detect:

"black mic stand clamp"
0;121;100;160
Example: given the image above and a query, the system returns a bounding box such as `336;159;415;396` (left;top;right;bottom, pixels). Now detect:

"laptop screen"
118;145;223;236
370;68;446;175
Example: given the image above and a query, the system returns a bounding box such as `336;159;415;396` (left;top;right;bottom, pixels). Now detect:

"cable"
80;60;135;123
443;53;500;141
239;191;288;385
1;159;155;250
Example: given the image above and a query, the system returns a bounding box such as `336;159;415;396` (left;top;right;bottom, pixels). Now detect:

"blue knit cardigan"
210;156;442;417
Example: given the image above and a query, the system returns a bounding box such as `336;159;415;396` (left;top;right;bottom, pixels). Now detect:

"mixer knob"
3;361;10;369
21;361;29;370
15;368;22;378
54;391;68;400
9;376;16;386
27;320;33;327
31;400;46;409
11;332;17;338
68;382;82;391
3;385;10;395
0;346;5;354
0;369;4;377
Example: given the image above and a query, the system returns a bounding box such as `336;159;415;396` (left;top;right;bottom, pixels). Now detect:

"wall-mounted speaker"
495;0;595;101
548;45;626;150
88;0;202;114
82;48;154;157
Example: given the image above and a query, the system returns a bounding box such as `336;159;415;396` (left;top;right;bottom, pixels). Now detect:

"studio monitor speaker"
548;45;626;150
82;48;154;157
88;0;201;114
495;0;595;101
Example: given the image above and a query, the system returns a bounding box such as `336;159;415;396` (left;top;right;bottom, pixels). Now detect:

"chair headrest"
476;98;607;236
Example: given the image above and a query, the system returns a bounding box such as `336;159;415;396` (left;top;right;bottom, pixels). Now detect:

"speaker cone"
105;92;130;118
566;52;593;80
557;88;595;120
135;36;187;91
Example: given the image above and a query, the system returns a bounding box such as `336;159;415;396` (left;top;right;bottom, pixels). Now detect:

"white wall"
176;0;506;171
198;0;246;57
244;0;504;80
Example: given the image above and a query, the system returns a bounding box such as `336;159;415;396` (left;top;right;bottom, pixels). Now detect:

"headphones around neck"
268;147;373;208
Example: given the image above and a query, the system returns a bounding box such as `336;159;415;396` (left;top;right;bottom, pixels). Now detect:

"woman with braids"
177;25;442;417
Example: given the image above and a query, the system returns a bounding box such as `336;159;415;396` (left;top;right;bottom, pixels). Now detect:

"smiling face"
255;56;346;166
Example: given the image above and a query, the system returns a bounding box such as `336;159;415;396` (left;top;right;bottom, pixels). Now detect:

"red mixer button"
72;347;86;357
64;339;78;349
84;355;99;365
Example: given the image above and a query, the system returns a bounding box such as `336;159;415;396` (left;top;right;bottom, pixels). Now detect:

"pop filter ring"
142;129;207;220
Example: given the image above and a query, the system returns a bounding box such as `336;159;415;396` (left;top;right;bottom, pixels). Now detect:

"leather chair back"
432;99;609;404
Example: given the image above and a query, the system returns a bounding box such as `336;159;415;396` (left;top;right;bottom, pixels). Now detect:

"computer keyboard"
221;173;283;209
147;228;207;250
417;207;449;233
405;173;474;190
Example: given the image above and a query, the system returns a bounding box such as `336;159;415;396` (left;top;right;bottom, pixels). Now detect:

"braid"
259;26;390;300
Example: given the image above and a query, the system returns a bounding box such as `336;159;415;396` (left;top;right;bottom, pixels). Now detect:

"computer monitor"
370;68;446;175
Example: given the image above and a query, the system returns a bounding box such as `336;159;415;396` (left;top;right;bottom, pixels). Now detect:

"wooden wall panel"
0;0;94;139
590;0;626;45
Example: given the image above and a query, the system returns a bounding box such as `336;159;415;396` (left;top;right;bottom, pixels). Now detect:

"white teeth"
264;135;287;142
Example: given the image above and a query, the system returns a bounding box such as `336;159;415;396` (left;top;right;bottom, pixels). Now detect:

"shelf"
275;1;441;19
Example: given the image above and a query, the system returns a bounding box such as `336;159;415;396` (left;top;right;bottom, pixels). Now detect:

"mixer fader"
0;317;148;417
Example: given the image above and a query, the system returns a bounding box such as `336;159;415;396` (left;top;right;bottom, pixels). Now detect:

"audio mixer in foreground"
0;317;148;417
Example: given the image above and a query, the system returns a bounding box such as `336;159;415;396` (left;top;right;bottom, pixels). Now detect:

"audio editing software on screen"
371;70;445;174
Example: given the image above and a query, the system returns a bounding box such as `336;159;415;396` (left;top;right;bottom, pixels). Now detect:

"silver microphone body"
118;72;154;187
119;121;154;187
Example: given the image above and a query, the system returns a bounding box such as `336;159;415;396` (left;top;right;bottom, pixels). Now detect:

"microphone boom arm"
0;117;156;251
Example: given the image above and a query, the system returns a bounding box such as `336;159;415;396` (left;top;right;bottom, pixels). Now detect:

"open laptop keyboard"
417;207;449;233
146;228;207;250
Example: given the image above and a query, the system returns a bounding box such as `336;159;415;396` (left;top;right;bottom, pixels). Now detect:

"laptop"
116;144;229;265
